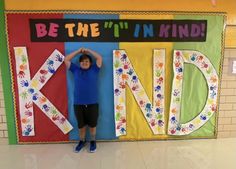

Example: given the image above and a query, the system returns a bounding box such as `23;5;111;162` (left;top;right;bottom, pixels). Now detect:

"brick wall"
0;70;8;139
0;49;236;143
218;49;236;137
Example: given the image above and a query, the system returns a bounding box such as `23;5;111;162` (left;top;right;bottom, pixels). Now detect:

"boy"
64;48;102;153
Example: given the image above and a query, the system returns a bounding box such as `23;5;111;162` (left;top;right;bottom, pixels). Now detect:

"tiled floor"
0;138;236;169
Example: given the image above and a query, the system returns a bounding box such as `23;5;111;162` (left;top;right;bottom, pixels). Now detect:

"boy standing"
64;48;102;153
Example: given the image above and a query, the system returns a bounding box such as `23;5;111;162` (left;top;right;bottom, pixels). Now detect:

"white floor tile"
0;138;236;169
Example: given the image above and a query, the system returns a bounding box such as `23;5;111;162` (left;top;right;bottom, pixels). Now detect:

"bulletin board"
3;11;225;143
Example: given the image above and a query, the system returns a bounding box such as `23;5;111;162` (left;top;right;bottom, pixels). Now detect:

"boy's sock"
90;135;96;141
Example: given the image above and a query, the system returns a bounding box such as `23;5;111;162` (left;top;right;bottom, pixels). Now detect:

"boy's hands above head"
81;48;90;54
65;47;102;68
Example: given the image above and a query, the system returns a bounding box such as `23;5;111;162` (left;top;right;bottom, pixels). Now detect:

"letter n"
113;49;166;136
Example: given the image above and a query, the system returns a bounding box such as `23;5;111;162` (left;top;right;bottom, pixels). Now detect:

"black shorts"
74;104;99;128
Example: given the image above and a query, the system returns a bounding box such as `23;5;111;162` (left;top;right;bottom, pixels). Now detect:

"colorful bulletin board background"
1;10;225;144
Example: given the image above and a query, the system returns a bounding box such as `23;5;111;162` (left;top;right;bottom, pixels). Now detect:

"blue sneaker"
74;140;86;153
89;141;97;153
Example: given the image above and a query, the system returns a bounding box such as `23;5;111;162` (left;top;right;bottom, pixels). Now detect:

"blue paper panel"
64;14;119;141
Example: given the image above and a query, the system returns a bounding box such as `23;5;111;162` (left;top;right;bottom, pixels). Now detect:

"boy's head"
79;54;92;69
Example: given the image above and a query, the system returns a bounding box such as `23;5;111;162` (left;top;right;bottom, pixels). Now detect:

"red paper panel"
7;13;69;143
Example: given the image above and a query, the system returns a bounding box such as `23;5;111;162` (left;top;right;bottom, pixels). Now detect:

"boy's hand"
78;48;84;53
81;48;89;54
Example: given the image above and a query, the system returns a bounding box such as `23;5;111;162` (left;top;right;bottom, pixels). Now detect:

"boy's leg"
74;127;87;153
89;127;97;153
86;104;99;153
79;126;86;141
89;127;96;141
74;105;87;152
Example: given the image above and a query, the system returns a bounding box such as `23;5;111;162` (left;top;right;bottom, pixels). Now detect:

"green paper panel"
0;1;17;144
173;15;224;137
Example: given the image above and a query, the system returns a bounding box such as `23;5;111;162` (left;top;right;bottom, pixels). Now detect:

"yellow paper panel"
4;0;236;25
118;14;173;140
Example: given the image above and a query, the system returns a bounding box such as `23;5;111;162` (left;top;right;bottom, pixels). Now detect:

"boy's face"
80;58;91;69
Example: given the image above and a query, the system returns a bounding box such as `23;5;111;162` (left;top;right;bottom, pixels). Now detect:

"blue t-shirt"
69;62;100;105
